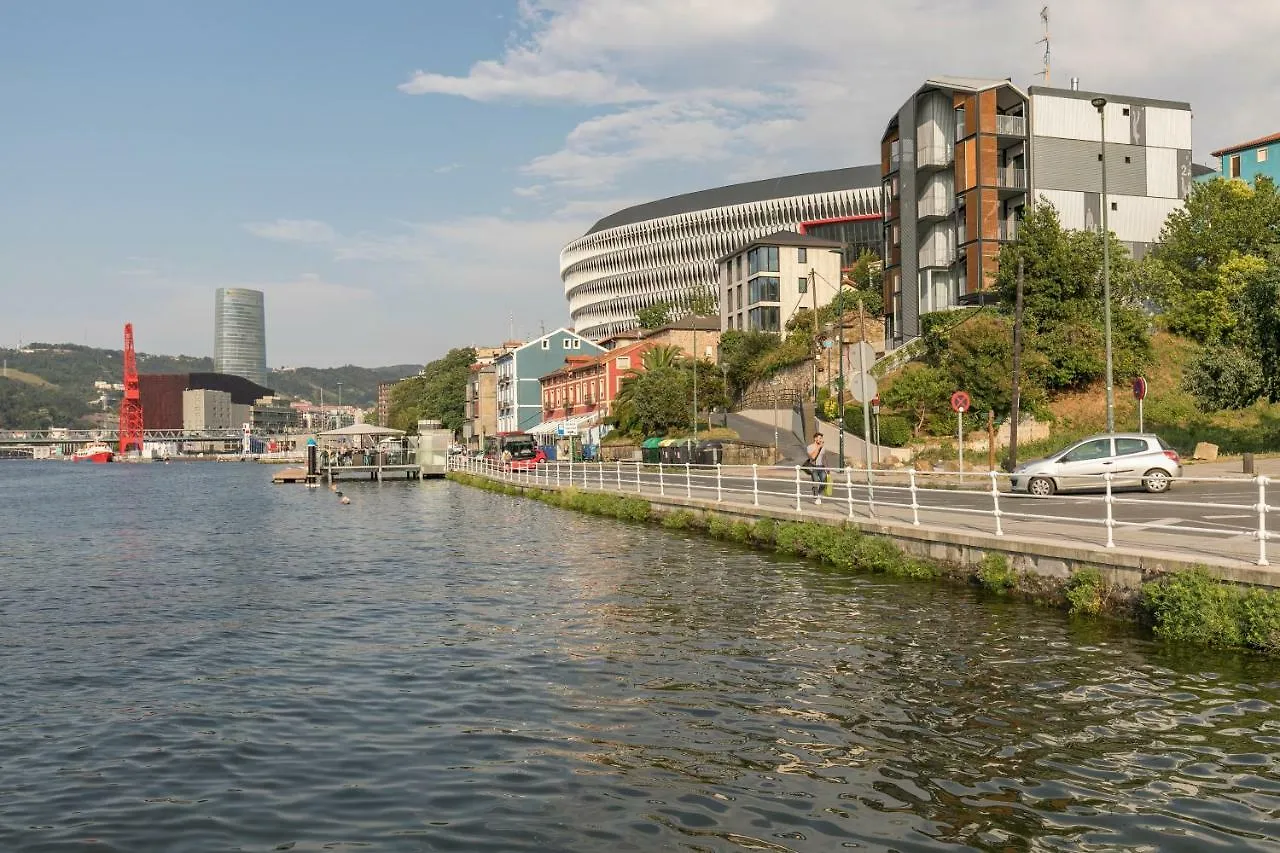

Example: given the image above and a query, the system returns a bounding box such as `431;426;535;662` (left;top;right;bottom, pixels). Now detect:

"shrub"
876;415;913;448
751;518;776;545
616;498;651;523
977;553;1017;592
1065;568;1106;616
1143;568;1243;647
1238;588;1280;652
661;510;697;530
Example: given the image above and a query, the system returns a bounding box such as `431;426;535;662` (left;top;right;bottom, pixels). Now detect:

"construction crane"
119;323;145;455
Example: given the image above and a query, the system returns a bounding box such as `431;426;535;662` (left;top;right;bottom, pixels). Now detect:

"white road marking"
1133;517;1187;529
1204;514;1252;520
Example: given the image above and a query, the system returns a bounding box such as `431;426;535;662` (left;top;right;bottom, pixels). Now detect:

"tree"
641;344;684;371
880;363;952;436
683;289;720;317
386;347;476;433
1183;344;1265;412
717;330;780;400
839;250;885;318
637;301;672;329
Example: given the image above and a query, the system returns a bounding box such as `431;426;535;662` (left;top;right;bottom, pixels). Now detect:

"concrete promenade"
453;458;1280;591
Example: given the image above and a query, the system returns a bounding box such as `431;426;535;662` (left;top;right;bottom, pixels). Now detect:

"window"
1231;154;1241;178
1061;439;1112;463
1124;156;1131;164
1111;202;1118;211
736;255;742;279
798;276;808;294
748;275;780;304
562;339;571;349
1122;107;1130;116
797;248;807;264
1115;437;1149;456
747;246;780;275
541;340;550;350
1259;148;1270;163
748;306;780;333
617;355;631;370
573;339;581;349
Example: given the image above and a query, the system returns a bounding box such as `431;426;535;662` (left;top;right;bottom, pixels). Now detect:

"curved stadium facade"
561;166;883;340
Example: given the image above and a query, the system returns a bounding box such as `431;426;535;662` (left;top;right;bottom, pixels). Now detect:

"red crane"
119;323;145;455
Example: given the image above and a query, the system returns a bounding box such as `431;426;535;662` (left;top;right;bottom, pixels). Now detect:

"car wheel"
1142;469;1171;493
1028;476;1056;497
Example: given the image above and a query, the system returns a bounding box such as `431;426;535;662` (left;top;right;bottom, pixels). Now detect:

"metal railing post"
752;464;759;506
865;463;876;518
1104;472;1115;548
636;462;643;493
556;462;561;487
1258;475;1270;566
685;462;691;498
795;465;802;512
599;463;604;491
990;470;1003;536
908;468;920;526
845;467;854;519
658;462;665;496
569;457;574;488
616;460;622;491
716;464;722;502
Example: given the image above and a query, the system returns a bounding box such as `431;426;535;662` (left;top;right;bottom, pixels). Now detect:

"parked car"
1010;433;1182;496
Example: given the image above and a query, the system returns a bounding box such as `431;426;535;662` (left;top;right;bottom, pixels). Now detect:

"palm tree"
641;344;684;371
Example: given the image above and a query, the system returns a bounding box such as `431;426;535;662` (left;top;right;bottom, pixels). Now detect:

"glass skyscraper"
214;288;267;386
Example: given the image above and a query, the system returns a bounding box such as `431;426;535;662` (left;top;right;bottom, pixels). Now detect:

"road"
490;460;1274;568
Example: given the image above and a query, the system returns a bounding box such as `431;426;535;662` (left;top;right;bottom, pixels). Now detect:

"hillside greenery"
385;347;475;433
0;342;423;430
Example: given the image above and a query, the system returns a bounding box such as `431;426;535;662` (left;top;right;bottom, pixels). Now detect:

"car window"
1115;437;1149;456
1061;438;1112;463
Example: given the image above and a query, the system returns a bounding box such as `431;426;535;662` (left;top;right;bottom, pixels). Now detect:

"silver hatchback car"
1010;433;1182;496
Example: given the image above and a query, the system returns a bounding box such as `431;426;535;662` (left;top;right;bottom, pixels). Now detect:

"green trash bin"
640;436;663;465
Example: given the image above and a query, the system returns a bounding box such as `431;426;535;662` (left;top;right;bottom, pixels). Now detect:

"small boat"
72;442;115;463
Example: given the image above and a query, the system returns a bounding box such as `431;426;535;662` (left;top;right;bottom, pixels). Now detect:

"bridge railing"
449;456;1275;567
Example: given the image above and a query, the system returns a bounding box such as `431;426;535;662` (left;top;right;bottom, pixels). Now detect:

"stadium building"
560;167;883;341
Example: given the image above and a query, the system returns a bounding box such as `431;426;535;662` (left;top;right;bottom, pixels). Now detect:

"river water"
2;460;1279;852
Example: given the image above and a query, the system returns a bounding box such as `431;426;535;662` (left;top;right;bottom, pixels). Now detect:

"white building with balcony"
717;232;845;337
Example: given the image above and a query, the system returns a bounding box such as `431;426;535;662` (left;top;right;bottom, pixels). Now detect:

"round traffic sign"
950;390;970;413
1132;376;1147;400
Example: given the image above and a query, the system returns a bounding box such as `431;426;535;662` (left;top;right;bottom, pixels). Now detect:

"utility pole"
857;299;873;481
1009;256;1025;469
1093;96;1115;434
837;285;846;466
810;268;820;402
691;319;698;443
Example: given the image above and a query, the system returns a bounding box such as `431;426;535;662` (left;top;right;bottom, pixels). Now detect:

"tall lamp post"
1091;96;1115;434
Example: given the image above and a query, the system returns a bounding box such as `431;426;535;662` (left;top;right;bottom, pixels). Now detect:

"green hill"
0;343;422;430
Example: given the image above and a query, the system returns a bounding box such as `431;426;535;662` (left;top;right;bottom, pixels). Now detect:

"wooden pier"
324;462;423;482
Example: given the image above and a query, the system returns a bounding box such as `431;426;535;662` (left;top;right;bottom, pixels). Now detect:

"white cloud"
401;0;1280;195
433;163;462;174
244;219;338;244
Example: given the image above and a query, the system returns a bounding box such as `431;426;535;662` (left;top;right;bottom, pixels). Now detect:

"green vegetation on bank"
448;471;1280;656
385;347;475;433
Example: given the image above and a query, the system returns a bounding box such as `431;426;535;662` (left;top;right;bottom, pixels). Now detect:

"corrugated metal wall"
1032;137;1148;195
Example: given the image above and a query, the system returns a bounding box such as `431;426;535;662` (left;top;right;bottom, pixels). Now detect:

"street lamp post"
1092;96;1115;434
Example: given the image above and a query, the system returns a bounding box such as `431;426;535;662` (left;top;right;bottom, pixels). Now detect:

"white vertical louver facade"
560;168;883;340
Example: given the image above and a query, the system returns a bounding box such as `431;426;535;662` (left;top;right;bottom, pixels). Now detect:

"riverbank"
448;470;1280;656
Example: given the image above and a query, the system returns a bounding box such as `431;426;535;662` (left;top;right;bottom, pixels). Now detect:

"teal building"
1208;132;1279;185
494;328;604;434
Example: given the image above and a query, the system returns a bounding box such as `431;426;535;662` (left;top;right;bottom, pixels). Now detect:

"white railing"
917;145;954;168
449;456;1276;567
996;114;1027;136
998;167;1027;189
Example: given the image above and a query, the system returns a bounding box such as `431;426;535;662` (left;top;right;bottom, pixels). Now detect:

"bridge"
0;428;250;446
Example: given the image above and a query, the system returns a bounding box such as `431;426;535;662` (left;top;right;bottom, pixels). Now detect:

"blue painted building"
494;328;605;434
1208;132;1280;185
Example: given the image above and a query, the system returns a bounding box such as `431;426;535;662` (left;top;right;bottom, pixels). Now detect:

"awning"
528;412;599;437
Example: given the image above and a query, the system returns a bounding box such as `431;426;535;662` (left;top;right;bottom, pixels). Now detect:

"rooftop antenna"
509;313;514;342
1036;6;1051;86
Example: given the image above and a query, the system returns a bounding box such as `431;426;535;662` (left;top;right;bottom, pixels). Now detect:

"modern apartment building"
882;76;1193;345
1209;132;1280;186
717;231;844;336
494;330;605;434
182;389;234;431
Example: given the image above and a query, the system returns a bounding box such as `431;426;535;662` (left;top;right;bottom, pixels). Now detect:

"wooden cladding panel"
978;135;997;188
978;89;998;134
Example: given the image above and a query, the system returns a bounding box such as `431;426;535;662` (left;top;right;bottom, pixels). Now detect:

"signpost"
951;391;970;482
1132;376;1147;433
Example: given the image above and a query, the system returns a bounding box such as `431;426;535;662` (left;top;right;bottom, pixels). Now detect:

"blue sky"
2;1;1276;367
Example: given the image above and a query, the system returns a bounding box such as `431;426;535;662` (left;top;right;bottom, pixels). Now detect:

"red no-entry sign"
1133;376;1148;400
950;391;970;413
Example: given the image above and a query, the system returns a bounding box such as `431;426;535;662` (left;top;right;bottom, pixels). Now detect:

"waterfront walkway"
450;457;1280;589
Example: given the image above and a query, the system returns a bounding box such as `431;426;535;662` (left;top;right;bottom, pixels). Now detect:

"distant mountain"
0;342;422;429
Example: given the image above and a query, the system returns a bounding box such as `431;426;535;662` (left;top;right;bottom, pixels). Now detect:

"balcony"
999;219;1020;241
919;247;956;269
995;114;1026;136
997;167;1027;190
917;144;954;170
918;196;953;220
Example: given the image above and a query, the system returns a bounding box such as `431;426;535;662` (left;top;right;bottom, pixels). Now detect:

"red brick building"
537;340;650;432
